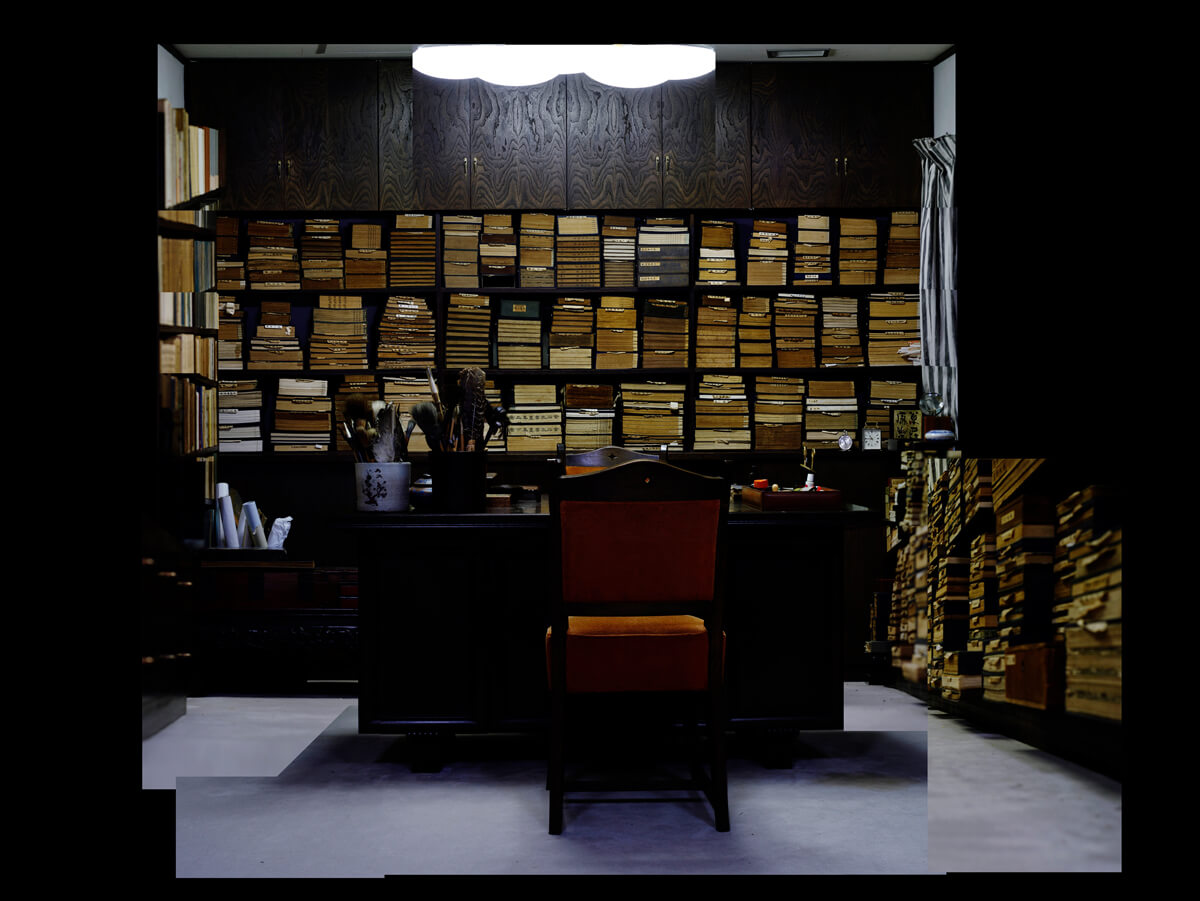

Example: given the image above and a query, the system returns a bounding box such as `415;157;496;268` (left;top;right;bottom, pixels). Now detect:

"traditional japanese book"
444;293;492;368
549;296;594;369
520;212;557;287
883;211;921;285
619;381;686;450
638;218;690;287
388;214;437;288
754;375;805;450
496;298;544;369
793;213;832;286
839;217;878;286
738;296;773;368
641;298;689;369
693;374;750;450
309;295;369;370
602;215;637;287
695;295;737;368
248;301;303;369
443;215;482;288
698;219;738;285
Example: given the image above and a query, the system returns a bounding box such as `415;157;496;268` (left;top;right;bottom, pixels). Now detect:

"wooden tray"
741;486;843;510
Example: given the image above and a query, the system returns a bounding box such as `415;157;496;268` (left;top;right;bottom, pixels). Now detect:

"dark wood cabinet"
751;63;930;208
378;61;417;209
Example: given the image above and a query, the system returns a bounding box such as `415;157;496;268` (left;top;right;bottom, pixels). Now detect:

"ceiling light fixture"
413;44;716;88
767;49;831;59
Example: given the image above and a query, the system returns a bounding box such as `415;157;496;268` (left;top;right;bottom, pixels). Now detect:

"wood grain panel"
379;61;417;210
413;71;471;209
661;73;715;208
280;64;330;210
320;61;379;210
751;64;838;208
566;75;661;209
839;64;930;208
712;63;751;209
471;79;567;209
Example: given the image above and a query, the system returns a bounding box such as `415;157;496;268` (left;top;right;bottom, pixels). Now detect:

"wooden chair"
562;445;658;475
546;459;731;834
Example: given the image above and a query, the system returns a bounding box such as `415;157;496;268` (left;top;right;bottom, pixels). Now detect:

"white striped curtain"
913;135;957;435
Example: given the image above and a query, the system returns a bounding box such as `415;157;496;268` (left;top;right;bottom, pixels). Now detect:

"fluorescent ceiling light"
768;49;831;59
413;44;715;88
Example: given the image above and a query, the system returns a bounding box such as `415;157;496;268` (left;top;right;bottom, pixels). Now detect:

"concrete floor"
143;683;1121;876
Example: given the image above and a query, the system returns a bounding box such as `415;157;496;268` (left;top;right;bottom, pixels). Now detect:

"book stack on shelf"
217;298;245;371
805;379;858;448
300;219;345;290
309;295;369;370
964;457;993;525
271;377;332;452
496;299;544;369
793;214;833;286
563;384;616;451
480;214;518;287
942;648;983;702
549;297;594;369
924;470;949;692
697;220;737;285
246;220;300;291
820;296;864;368
382;375;436;453
342;223;385;290
215;217;244;290
866;379;918;445
839;217;878;286
867;291;921;367
971;527;1003;700
444;293;492;368
601;215;637;287
695;295;737;368
519;213;556;287
637;217;689;288
443;215;482;288
595;296;638;370
158;226;215;296
899;450;928;531
738;296;773;368
946;457;965;548
773;294;818;367
157;99;219;207
159;370;218;456
334;374;379;453
376;295;437;370
217;379;263;453
1057;485;1122;721
620;381;685;450
753;376;805;450
641;298;689;369
884;211;920;285
692;374;750;451
388;214;437;288
159;289;219;332
247;302;302;369
746;219;788;285
506;384;562;453
991;458;1046;511
934;544;973;699
556;215;601;287
893;524;928;682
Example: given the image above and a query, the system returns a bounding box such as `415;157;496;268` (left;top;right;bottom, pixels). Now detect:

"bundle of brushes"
342;394;413;463
409;366;509;454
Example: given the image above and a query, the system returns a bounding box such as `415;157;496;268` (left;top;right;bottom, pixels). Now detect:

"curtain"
913;134;957;435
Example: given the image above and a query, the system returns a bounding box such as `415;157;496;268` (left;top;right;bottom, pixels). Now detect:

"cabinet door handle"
276;160;282;178
654;154;661;173
473;156;482;173
843;156;849;176
665;153;672;174
285;159;292;177
463;157;469;174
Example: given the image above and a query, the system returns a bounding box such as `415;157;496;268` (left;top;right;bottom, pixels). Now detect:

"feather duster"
410;401;444;453
483;403;509;448
457;367;488;451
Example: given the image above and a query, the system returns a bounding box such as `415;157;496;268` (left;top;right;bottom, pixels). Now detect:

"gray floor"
143;683;1122;876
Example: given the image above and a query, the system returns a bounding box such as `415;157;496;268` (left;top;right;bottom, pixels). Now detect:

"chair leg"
709;694;730;832
549;690;565;835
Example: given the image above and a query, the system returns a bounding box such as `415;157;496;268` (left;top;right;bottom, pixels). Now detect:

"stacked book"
382;375;437;453
866;379;919;445
215;216;244;291
300;219;345;290
995;494;1058;657
158;230;214;294
160;334;216;379
1057;486;1122;721
217;298;245;371
793;214;833;286
309;295;369;370
805;380;858;448
601;215;637;287
595;295;638;370
867;292;921;367
271;377;332;452
637;218;689;288
480;213;518;287
820;296;864;367
376;295;437;370
942;648;983;702
839;217;879;286
443;215;482;288
991;458;1046;513
217;378;263;453
496;298;544;369
697;220;738;285
969;528;1001;678
884;211;920;285
334;374;379;453
964;457;994;526
695;295;737;368
506;384;562;453
753;375;805;450
693;374;750;451
215;215;240;258
556;215;601;287
388;214;437;288
248;301;303;369
746;219;788;285
563;384;616;451
924;470;950;693
620;381;685;450
246;220;300;291
444;293;492;368
549;297;594;369
340;222;384;290
773;294;818;367
641;298;689;369
738;296;773;367
946;456;966;547
519;212;556;287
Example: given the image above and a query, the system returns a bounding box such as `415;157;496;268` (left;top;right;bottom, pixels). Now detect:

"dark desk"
347;497;878;751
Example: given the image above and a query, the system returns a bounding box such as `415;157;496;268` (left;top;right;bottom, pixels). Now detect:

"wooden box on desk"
741;486;843;510
1004;640;1064;710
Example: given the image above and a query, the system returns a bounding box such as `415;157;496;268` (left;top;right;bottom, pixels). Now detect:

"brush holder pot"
431;452;487;513
355;462;411;512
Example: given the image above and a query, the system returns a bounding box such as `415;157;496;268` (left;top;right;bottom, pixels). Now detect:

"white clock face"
837;432;854;451
863;428;881;450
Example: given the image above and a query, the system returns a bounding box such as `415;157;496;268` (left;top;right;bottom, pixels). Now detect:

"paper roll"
218;494;239;549
243;501;269;549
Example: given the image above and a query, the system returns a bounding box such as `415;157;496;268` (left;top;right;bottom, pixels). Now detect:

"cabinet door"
566;74;661;209
661;73;716;208
413;71;472;209
379;60;418;210
711;63;752;209
470;78;567;209
751;64;840;207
